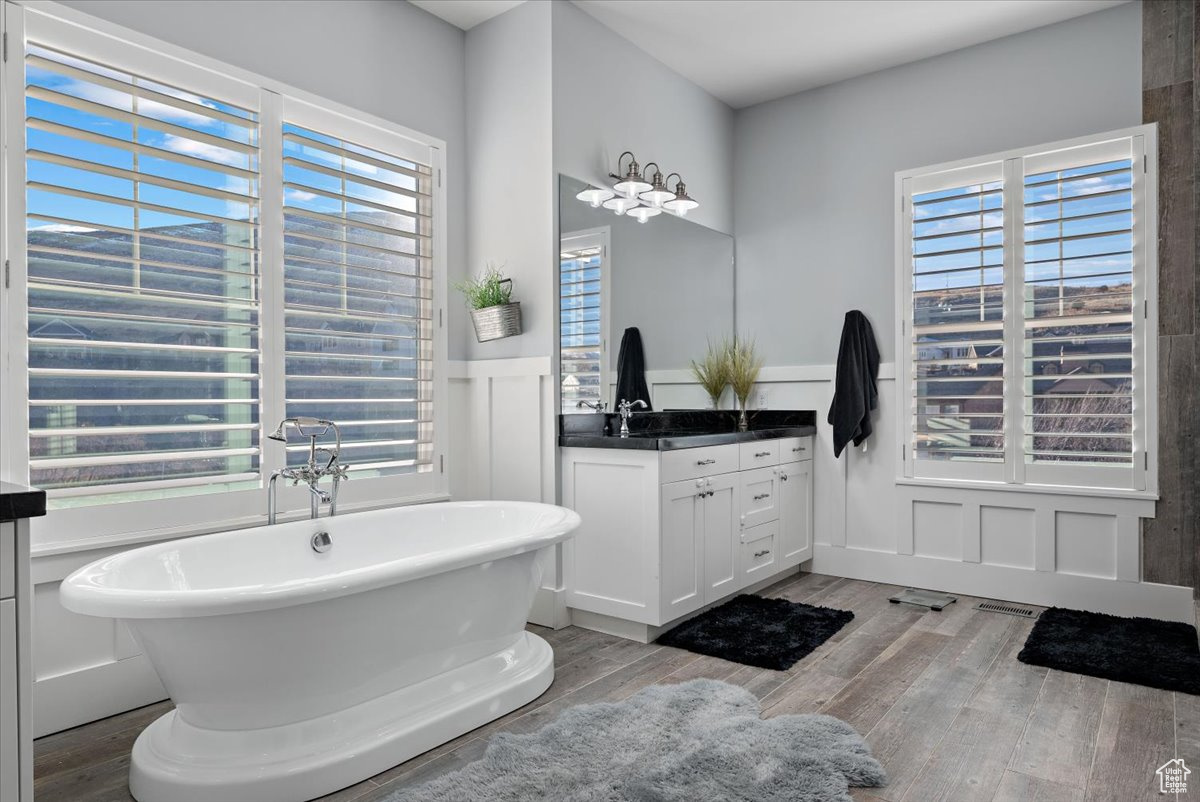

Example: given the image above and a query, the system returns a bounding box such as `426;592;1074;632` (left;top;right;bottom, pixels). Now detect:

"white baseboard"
528;586;569;629
814;544;1194;623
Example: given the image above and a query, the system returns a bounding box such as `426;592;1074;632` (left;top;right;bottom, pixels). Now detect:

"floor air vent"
975;601;1038;619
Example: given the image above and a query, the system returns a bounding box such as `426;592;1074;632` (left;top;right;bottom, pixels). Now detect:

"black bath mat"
656;594;854;671
1018;607;1200;695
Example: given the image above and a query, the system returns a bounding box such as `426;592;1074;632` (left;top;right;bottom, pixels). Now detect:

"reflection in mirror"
558;174;734;413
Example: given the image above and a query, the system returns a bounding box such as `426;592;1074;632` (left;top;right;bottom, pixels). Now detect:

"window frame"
894;125;1158;497
559;226;610;413
0;1;449;547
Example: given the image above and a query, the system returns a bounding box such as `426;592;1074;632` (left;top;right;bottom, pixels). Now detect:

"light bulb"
626;205;662;224
603;196;641;215
576;186;615;208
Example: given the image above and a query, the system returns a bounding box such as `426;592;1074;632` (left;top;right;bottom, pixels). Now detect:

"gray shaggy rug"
384;678;886;802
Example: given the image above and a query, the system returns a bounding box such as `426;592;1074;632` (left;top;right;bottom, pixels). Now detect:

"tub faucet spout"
266;418;348;524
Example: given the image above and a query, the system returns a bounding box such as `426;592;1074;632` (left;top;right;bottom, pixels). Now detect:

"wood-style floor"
34;572;1192;802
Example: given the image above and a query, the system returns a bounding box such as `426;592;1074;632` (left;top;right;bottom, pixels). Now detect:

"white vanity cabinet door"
739;466;780;530
778;460;813;567
660;479;706;620
1;598;17;802
702;473;739;604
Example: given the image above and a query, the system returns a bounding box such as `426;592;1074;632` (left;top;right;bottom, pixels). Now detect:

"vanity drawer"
739;440;779;470
661;444;739;484
740;523;778;584
779;436;814;462
739;466;779;529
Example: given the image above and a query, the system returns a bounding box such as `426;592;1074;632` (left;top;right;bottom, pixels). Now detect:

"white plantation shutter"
560;230;607;411
281;120;435;478
23;43;262;504
900;131;1154;491
1020;137;1147;489
904;162;1006;481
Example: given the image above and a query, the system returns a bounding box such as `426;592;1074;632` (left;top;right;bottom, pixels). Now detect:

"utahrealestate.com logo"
1158;758;1191;794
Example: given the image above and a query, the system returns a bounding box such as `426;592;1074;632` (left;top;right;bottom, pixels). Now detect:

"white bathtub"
61;500;580;802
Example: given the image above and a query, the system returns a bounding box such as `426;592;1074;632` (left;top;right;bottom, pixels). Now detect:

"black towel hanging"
614;327;653;410
827;310;879;457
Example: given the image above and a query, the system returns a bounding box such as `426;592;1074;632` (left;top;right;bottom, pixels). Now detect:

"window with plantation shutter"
23;43;262;505
281;119;435;479
899;129;1156;492
1022;144;1139;485
907;166;1005;479
559;229;609;412
1;6;447;541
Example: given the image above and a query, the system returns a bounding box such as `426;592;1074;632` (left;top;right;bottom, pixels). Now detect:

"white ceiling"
410;0;1127;108
572;0;1127;108
408;0;525;30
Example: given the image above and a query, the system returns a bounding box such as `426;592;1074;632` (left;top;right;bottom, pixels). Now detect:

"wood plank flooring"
33;573;1190;802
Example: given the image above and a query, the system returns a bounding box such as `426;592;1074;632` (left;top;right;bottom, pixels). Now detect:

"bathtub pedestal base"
128;631;555;802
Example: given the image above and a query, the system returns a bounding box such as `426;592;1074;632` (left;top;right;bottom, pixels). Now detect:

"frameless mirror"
558;174;734;412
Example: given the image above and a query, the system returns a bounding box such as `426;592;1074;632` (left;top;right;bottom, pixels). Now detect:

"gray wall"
559;179;734;375
464;0;555;359
733;2;1143;366
551;1;735;236
58;0;475;356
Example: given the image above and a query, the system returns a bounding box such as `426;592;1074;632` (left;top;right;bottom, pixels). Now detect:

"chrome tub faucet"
266;417;349;525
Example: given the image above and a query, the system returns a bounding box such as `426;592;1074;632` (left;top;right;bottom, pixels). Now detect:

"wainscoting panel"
448;356;564;628
979;506;1035;570
29;548;166;738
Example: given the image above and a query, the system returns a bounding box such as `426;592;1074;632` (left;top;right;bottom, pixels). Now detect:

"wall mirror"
558;174;734;413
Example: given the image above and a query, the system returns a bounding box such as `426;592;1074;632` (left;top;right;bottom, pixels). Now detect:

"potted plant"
691;338;731;410
728;337;764;432
455;263;522;342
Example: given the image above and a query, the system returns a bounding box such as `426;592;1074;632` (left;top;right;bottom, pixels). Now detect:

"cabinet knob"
696;458;716;466
780;472;788;481
754;451;771;458
753;493;771;501
754;549;770;558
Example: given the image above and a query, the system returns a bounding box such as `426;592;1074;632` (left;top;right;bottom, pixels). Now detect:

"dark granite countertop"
0;481;47;521
558;409;817;451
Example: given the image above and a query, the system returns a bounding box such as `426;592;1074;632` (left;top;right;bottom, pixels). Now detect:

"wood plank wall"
1142;0;1199;592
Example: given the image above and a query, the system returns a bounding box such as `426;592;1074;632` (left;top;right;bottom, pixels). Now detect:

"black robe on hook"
828;310;879;457
614;327;653;410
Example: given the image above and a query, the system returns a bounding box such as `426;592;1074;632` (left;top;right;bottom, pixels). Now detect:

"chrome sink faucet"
266;417;349;525
617;399;648;437
577;400;608;413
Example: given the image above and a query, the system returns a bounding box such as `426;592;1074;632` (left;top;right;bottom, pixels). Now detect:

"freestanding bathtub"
60;500;580;802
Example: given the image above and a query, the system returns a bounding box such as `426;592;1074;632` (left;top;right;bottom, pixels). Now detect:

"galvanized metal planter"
470;301;522;342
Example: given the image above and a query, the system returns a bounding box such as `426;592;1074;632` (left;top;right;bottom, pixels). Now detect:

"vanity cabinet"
561;435;813;641
0;483;44;802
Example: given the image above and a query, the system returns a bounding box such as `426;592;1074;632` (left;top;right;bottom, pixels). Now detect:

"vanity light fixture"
663;173;700;217
575;151;700;223
575;184;615;208
612;151;652;198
